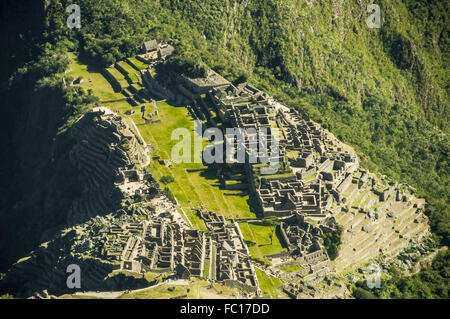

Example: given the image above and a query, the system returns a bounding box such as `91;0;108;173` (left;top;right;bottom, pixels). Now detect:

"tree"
160;175;175;185
322;226;343;260
353;287;378;299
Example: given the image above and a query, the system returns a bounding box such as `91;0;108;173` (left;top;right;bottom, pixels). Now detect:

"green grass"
117;61;142;83
255;268;284;299
239;222;287;258
117;278;238;299
280;264;304;273
303;173;318;182
107;67;129;87
239;222;264;260
103;101;134;112
249;223;287;256
128;57;149;70
117;284;188;299
67;52;125;101
259;172;295;179
129;83;142;92
352;190;370;208
361;191;379;206
285;150;299;159
106;98;254;225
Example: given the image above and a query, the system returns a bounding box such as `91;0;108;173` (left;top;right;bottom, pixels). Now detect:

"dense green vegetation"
353;250;449;299
352;287;379;299
0;44;98;270
377;250;449;299
0;0;447;298
160;175;175;185
322;226;343;260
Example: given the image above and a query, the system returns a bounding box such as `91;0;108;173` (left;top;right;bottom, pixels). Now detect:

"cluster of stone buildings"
60;107;262;296
139;39;175;65
207;82;359;221
89;50;430;295
118;54;430;294
1;45;433;299
99;205;260;295
275;213;337;282
168;68;430;283
198;210;260;294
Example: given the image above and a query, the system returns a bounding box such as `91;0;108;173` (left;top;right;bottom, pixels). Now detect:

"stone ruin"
172;73;431;283
66;108;151;225
139;39;175;64
0;51;435;299
268;213;338;284
99;206;261;296
70;109;262;295
207;82;359;221
256;178;333;218
199;210;260;294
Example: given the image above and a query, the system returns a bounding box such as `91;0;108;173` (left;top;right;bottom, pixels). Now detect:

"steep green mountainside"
0;48;98;271
0;0;448;298
0;0;98;270
378;249;449;298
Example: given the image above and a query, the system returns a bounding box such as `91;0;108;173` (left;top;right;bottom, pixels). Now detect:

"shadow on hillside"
73;52;104;73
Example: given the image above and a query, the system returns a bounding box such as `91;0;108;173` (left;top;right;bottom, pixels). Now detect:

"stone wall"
101;68;122;92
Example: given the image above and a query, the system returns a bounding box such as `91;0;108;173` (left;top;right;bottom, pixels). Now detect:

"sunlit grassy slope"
68;52;254;231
